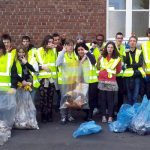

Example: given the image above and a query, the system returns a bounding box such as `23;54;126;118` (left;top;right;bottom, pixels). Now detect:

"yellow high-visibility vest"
36;47;57;79
100;56;121;78
141;41;150;74
15;60;40;88
0;53;14;91
82;58;98;83
58;52;78;84
123;49;146;78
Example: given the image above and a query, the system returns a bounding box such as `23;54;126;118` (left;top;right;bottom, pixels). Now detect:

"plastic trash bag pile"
109;95;150;135
0;121;11;145
14;89;39;129
73;121;102;138
61;83;89;109
0;91;16;145
129;95;150;135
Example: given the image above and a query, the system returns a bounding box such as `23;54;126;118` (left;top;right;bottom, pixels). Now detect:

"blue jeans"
125;77;141;105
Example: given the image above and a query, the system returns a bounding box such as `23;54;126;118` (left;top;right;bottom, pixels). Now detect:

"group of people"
0;29;150;129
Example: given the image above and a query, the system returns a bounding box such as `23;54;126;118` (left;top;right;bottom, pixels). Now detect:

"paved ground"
1;112;150;150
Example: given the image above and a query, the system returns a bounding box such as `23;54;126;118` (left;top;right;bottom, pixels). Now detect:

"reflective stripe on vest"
100;57;120;78
58;52;78;84
82;58;98;83
37;47;57;79
142;42;150;63
0;53;13;89
123;49;146;78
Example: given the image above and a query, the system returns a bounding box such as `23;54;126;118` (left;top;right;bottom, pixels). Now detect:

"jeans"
125;77;141;105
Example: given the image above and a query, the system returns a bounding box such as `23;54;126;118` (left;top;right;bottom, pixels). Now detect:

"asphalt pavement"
1;112;150;150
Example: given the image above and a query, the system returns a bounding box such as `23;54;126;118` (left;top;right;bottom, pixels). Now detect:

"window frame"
106;0;150;42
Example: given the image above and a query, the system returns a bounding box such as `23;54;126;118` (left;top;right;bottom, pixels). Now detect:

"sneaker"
60;117;67;125
67;116;75;122
108;117;113;123
102;116;107;123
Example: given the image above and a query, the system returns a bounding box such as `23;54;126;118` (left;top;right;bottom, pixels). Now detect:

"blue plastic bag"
130;95;150;135
73;121;102;138
109;103;140;133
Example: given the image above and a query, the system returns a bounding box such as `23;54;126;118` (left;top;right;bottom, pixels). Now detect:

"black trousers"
116;77;125;112
145;79;150;100
99;90;115;117
85;82;98;119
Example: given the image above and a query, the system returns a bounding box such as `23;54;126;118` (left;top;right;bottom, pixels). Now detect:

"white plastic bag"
14;89;39;129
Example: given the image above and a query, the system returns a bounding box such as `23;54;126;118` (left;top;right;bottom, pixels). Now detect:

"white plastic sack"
14;89;39;129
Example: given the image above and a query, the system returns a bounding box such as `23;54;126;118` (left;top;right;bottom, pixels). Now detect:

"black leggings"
99;90;115;117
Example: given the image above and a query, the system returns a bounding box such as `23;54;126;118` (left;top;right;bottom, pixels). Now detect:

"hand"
91;43;97;49
26;82;32;86
47;43;56;49
62;45;67;52
21;56;27;64
22;80;28;86
42;65;50;72
83;49;88;54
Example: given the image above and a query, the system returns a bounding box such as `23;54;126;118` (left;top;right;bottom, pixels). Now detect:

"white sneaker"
93;108;99;116
68;116;75;122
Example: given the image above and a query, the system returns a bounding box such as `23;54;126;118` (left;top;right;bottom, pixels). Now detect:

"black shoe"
41;113;47;123
84;116;93;121
47;116;53;122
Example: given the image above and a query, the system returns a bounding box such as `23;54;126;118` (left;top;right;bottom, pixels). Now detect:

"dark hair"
96;34;104;39
102;41;120;59
0;41;6;55
115;32;123;38
22;35;30;42
52;32;60;38
1;34;11;42
146;28;150;36
129;36;138;42
41;35;53;49
75;42;89;55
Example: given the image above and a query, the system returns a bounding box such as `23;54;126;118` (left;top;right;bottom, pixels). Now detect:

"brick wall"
0;0;106;46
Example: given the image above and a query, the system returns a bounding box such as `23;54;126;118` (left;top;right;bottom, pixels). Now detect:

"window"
107;0;150;41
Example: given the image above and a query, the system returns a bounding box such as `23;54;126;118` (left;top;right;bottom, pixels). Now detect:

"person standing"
36;35;57;122
97;41;121;123
141;28;150;99
123;36;146;105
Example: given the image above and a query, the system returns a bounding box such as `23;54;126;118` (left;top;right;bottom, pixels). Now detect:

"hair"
52;32;60;38
1;34;12;42
41;35;53;49
129;35;138;42
102;41;120;59
146;28;150;36
16;45;28;59
75;42;89;56
96;33;104;39
22;35;31;42
115;32;123;38
64;39;74;45
0;41;6;55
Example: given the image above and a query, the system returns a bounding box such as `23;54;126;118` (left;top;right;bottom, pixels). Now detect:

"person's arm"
11;61;23;88
86;52;96;65
56;49;66;66
132;52;144;69
24;62;36;72
96;56;102;70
